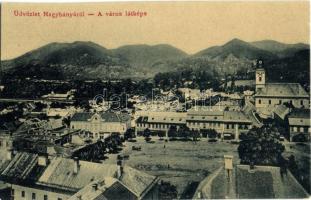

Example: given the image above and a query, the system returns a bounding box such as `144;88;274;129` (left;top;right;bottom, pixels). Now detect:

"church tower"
255;60;266;91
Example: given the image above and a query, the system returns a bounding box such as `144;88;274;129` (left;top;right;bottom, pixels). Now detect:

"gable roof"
194;165;309;199
223;111;251;123
288;109;310;126
255;83;309;98
0;152;45;183
136;112;187;124
37;157;158;196
71;112;130;123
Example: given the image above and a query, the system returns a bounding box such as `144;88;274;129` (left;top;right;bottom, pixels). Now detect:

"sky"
1;1;310;60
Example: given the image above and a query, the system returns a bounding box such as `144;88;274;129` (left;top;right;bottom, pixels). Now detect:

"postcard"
0;1;310;200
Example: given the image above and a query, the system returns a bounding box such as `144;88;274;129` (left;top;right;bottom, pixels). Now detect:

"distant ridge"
1;38;309;81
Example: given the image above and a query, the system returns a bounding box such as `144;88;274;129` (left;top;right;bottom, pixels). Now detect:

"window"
279;100;282;104
268;100;271;105
258;99;261;104
0;140;2;147
32;192;36;200
301;100;304;106
304;127;308;133
259;76;262;82
226;124;230;129
11;189;14;196
21;191;25;198
44;195;48;200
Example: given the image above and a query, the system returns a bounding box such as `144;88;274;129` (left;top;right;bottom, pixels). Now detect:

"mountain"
251;40;309;53
194;38;275;60
1;39;309;82
112;44;188;68
1;42;188;80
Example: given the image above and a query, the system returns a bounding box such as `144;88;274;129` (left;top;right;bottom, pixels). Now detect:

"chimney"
92;183;98;192
117;160;123;179
38;155;49;166
74;157;80;174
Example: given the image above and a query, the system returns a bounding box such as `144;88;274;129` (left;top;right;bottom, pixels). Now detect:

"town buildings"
135;108;252;140
193;156;309;199
136;112;187;136
254;61;309;118
70;112;131;139
0;152;158;200
288;108;310;141
186;108;252;140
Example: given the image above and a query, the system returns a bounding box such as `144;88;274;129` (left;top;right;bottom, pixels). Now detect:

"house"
254;60;309;118
70;112;131;139
193;156;309;199
177;88;202;100
67;168;159;200
0;152;159;200
243;90;254;101
220;79;255;89
186;108;252;140
136;111;187;136
287;109;310;141
42;90;75;101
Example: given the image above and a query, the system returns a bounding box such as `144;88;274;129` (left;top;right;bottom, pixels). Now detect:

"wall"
255;97;309;109
11;184;72;200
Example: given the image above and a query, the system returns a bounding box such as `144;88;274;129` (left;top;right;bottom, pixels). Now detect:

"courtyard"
106;137;240;197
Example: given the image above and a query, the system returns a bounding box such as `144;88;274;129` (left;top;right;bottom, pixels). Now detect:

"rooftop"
255;83;309;98
71;112;131;123
194;165;309;199
38;157;158;196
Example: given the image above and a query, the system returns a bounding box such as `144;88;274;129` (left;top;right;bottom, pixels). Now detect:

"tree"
158;131;166;139
168;125;177;138
238;126;285;166
191;130;200;142
177;125;191;140
143;128;151;142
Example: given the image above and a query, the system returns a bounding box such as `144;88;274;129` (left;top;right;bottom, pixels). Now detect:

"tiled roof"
38;158;117;191
223;111;251;123
120;166;158;197
288;109;310;119
288;109;310;126
0;152;41;181
70;112;95;121
102;180;137;200
236;165;308;199
136;112;187;124
255;83;309;97
71;112;130;123
38;157;157;196
273;105;290;120
196;165;309;199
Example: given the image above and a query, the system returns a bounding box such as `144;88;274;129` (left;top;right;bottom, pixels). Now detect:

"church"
254;60;309;118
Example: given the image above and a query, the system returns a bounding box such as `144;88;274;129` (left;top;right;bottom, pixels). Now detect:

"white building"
136;111;187;136
254;61;309;118
70;112;131;139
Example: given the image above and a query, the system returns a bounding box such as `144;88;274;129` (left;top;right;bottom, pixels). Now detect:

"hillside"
251;40;309;55
194;38;275;60
1;39;309;83
112;44;188;68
